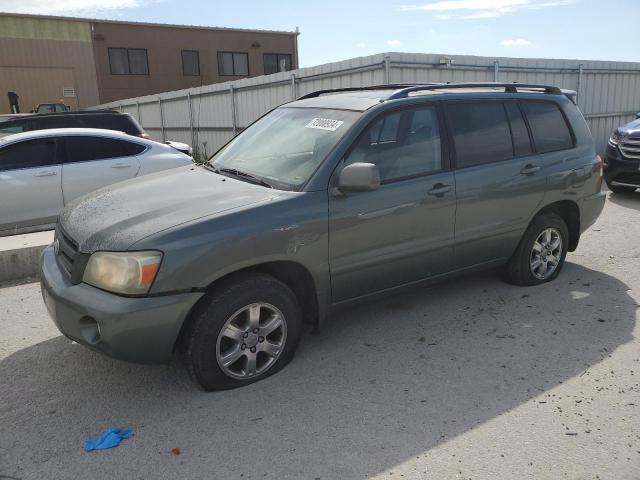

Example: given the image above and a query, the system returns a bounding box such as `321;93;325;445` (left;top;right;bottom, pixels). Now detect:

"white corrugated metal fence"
91;52;640;156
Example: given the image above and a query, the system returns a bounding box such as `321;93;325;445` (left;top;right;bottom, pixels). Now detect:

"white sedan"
0;128;193;236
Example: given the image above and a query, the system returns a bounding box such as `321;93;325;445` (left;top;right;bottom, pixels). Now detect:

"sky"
0;0;638;66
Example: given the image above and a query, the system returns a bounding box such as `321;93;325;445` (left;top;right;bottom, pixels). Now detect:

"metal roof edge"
0;11;298;36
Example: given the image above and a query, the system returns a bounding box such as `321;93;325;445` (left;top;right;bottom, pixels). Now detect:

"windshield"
209;107;360;190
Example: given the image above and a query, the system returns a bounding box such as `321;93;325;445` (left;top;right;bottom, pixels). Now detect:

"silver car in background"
0;128;193;236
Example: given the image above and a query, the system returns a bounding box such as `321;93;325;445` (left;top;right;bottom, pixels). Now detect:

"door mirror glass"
338;162;380;192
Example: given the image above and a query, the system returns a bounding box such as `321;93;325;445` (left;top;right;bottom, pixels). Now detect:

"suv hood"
617;118;640;137
60;165;281;252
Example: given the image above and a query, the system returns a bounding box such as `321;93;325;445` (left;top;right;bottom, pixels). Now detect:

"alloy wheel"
530;227;563;280
215;302;287;380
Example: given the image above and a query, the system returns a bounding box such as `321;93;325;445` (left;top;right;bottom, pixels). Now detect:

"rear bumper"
40;246;203;364
578;191;606;234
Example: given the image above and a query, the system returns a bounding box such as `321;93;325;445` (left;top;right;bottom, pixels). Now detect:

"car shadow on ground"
606;190;640;211
1;262;637;479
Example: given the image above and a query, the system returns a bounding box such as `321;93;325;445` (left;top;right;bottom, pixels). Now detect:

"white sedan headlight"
82;251;163;295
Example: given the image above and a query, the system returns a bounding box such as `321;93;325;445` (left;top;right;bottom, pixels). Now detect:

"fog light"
79;316;101;344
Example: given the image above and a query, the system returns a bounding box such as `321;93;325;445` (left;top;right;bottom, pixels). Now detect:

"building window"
217;51;249;76
264;53;292;75
182;50;200;76
108;48;149;75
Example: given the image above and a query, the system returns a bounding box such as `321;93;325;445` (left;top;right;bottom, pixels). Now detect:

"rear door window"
446;102;513;168
64;136;146;163
520;101;574;153
504;102;533;157
0;138;58;171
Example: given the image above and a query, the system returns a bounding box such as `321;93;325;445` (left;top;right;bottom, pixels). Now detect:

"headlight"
608;131;623;145
82;251;163;295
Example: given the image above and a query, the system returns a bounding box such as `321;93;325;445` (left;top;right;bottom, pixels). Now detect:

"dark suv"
41;83;606;391
603;114;640;193
0;110;147;138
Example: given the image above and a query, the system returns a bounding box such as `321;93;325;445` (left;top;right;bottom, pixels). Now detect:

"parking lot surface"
1;193;639;480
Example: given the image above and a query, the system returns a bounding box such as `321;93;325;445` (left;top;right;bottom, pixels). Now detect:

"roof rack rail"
17;109;121;119
296;83;438;100
386;82;562;100
296;82;563;102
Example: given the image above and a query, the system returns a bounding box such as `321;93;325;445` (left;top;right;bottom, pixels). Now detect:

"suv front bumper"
40;246;203;364
603;143;640;188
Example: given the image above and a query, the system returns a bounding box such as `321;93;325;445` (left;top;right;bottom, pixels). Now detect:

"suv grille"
55;226;79;277
614;172;640;186
619;137;640;160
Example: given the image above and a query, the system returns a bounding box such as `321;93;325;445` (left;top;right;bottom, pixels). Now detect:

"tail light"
594;155;604;192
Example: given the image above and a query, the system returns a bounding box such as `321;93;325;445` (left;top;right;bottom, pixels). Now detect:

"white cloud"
387;39;402;46
356;42;367;48
500;38;532;46
463;10;504;17
0;0;148;15
399;0;574;19
400;0;529;11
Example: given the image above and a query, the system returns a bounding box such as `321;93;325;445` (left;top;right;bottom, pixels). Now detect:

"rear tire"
505;213;569;286
606;181;637;194
181;273;302;391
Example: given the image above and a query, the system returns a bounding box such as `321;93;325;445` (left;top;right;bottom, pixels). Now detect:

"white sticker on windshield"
305;118;344;132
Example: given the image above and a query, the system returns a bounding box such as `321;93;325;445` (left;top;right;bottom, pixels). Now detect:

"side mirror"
635;112;640;119
338;162;380;192
165;140;193;157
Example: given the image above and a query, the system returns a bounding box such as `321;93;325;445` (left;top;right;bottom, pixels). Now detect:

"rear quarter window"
0;119;28;135
521;101;574;153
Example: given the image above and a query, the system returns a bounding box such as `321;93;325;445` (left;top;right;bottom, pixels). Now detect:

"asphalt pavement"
1;192;639;479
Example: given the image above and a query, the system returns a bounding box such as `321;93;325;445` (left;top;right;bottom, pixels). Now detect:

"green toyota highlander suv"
41;83;606;391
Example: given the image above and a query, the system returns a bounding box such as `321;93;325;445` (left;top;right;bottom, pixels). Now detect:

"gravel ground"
1;192;639;480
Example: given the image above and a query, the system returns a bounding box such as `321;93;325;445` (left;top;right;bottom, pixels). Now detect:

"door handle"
427;183;452;197
111;163;131;169
520;164;541;175
33;171;56;177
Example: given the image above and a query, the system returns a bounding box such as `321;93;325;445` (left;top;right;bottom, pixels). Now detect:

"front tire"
505;213;569;286
181;273;302;391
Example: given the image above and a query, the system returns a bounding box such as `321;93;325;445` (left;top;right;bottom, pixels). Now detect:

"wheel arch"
532;200;580;251
174;260;319;353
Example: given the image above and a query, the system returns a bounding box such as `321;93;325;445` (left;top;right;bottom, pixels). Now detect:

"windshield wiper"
217;167;274;189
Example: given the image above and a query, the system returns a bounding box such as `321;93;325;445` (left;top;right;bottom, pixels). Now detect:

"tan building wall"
0;13;298;112
92;22;298;103
0;16;100;114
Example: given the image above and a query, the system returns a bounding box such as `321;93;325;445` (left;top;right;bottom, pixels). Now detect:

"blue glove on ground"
84;428;134;452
